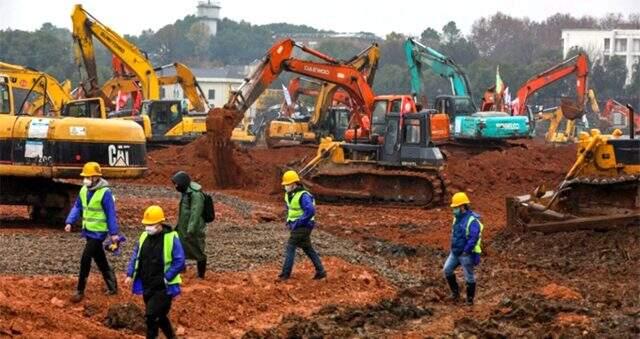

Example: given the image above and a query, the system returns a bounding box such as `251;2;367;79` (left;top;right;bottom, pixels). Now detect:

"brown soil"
0;258;393;338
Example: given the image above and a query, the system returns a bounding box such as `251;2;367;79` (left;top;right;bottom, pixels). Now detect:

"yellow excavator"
0;74;146;224
507;104;639;233
537;89;601;143
264;43;380;147
0;61;73;115
71;4;209;144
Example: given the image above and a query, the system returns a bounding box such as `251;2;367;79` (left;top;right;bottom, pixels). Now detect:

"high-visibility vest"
132;231;182;285
79;186;110;232
284;190;315;223
452;215;484;254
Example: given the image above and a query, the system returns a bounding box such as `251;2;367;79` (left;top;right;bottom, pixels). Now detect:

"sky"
0;0;638;37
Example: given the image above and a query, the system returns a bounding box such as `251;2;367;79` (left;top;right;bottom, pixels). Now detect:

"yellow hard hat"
142;205;166;225
281;170;300;186
80;161;102;177
450;192;470;208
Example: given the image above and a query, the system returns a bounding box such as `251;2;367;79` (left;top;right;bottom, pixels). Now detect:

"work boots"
466;282;476;306
70;291;84;303
197;260;207;279
102;270;118;295
445;275;460;302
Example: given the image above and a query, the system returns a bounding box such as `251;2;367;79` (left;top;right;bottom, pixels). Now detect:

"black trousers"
143;289;174;339
77;238;112;292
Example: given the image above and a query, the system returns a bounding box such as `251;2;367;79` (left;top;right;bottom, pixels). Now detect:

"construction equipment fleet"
0;75;146;224
71;4;209;144
210;39;447;206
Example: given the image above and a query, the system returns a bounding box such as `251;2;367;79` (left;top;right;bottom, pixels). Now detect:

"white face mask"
284;184;295;192
145;225;160;235
83;178;93;187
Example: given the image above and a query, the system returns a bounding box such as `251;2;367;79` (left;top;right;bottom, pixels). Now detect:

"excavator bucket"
559;97;583;120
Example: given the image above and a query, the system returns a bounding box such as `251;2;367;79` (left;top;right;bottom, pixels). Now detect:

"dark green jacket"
176;182;205;236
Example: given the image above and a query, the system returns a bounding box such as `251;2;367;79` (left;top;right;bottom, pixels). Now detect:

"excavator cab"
61;98;106;119
140;100;185;141
380;112;444;167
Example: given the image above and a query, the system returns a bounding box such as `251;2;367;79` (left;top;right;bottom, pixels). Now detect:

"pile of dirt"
452;294;593;337
243;281;442;338
105;302;145;333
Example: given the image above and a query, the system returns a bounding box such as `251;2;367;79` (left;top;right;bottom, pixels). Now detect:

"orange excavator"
207;39;447;205
512;53;589;120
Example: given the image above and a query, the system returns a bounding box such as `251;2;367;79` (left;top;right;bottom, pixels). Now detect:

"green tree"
419;28;440;47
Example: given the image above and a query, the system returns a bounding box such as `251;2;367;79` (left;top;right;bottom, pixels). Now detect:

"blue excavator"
404;38;532;146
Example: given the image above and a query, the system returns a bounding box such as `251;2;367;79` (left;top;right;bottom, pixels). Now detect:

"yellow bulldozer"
507;104;639;232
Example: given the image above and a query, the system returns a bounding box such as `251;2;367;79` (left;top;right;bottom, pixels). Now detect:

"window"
0;83;9;114
390;99;402;113
160;87;166;99
208;89;216;100
404;119;421;144
633;39;640;52
614;38;627;53
604;38;611;51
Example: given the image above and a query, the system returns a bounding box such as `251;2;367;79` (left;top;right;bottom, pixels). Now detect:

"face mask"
145;225;160;235
284;184;295;192
453;207;463;216
83;178;92;187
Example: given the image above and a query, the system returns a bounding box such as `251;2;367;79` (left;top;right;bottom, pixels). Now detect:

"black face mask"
171;171;191;193
175;184;188;193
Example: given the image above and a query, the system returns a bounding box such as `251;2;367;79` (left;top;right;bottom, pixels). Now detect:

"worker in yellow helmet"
443;192;484;306
278;170;326;281
125;205;185;339
64;161;120;303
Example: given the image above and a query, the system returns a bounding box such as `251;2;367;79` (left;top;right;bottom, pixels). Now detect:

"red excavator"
208;39;447;205
598;99;640;134
512;53;589;119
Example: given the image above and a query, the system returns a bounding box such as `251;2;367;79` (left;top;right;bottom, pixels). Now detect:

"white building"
196;0;221;36
562;29;640;85
158;65;246;109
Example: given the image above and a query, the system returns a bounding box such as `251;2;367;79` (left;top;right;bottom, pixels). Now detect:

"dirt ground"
1;138;638;337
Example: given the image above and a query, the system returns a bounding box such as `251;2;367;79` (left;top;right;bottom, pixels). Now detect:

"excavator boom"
513;53;589;117
156;62;210;112
71;4;159;100
404;38;474;101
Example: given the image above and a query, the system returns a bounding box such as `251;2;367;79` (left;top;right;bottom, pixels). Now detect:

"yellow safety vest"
133;231;182;285
79;186;110;232
285;190;315;223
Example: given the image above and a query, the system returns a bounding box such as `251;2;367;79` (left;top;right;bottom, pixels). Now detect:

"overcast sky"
0;0;638;37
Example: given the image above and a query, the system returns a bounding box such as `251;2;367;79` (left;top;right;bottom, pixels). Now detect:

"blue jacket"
450;210;481;256
286;190;316;230
65;179;119;240
126;227;186;297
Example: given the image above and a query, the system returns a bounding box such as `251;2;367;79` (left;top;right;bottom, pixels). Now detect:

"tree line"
0;12;638;108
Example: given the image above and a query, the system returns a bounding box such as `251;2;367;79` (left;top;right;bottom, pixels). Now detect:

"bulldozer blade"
525;213;640;233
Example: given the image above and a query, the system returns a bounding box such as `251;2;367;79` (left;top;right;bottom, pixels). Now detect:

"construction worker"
125;205;185;339
278;170;326;281
171;171;207;279
443;192;484;305
64;161;119;303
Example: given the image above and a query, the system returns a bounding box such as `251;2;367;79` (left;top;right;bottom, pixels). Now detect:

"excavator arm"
223;39;375;135
310;43;379;126
156;62;210;112
0;62;72;114
513;53;589;117
71;4;159;100
404;38;474;101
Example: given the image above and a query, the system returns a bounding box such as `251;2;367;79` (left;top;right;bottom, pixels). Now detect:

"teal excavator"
404;38;532;145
